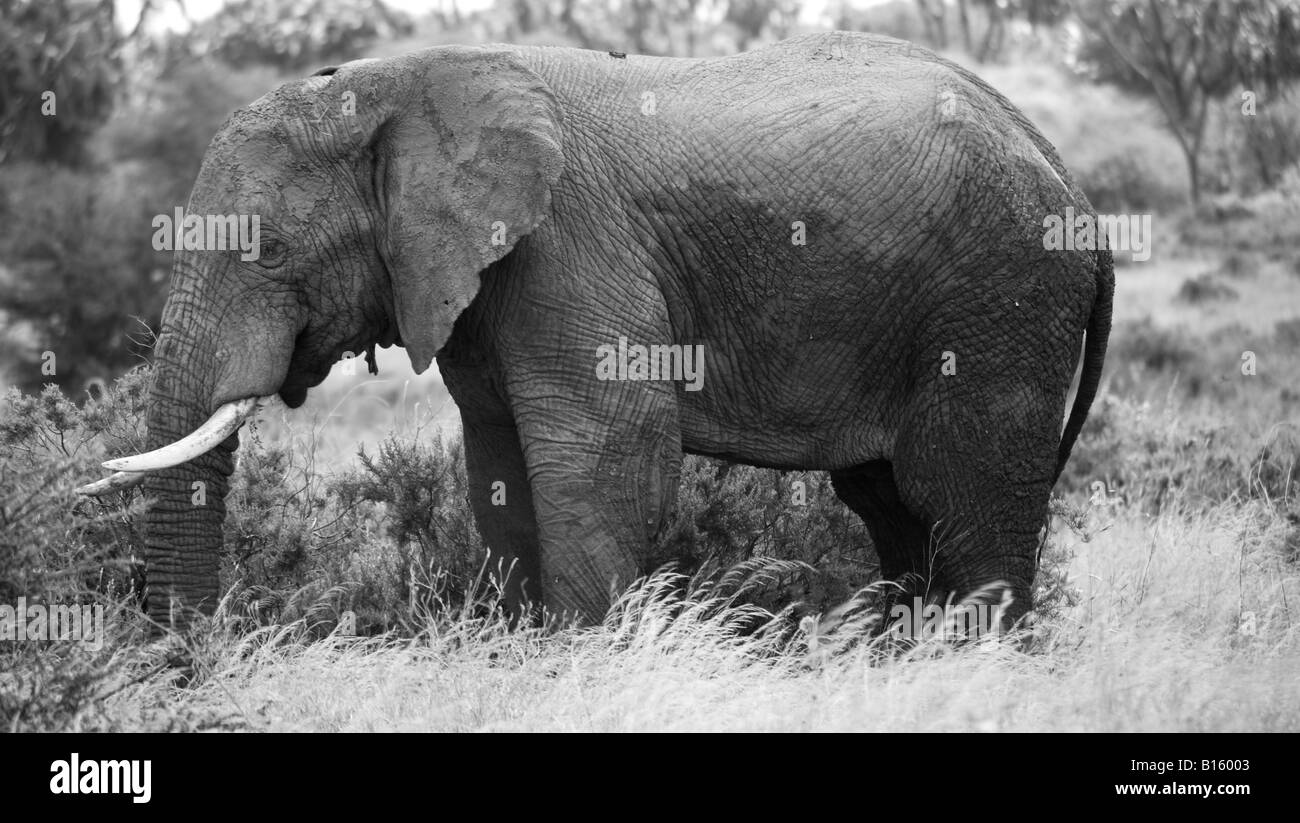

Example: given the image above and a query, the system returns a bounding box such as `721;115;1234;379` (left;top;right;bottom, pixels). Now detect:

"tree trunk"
1184;144;1201;206
957;0;973;55
977;4;1002;63
915;0;947;50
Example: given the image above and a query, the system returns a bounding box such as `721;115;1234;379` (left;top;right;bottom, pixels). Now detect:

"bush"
1217;251;1262;279
0;370;150;605
1178;184;1300;256
654;459;877;612
1232;92;1300;194
1058;390;1298;513
328;433;485;627
1106;316;1201;379
0;163;168;393
1077;151;1187;215
0;370;152;731
1177;273;1239;303
218;427;485;634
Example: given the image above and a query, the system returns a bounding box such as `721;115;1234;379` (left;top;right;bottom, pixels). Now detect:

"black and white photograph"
1;0;1297;752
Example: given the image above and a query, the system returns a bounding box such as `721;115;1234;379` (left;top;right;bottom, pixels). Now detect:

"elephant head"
92;47;565;626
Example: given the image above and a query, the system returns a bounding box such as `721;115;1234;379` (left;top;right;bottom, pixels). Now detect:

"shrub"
654;459;878;612
0;370;152;732
1274;317;1300;349
18;365;1207;663
0;370;150;604
1034;505;1082;629
1177;185;1300;256
1077;151;1186;215
0;163;168;393
1177;273;1239;303
1057;392;1287;512
1236;95;1300;194
220;426;476;635
1106;316;1200;378
1249;426;1300;503
1217;251;1262;279
330;433;485;626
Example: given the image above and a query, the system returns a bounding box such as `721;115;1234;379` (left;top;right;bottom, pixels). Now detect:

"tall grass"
12;491;1290;732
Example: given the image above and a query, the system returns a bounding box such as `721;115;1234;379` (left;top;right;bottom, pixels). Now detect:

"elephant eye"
256;236;289;269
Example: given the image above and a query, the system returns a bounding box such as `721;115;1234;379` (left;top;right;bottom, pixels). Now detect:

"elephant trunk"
112;250;302;628
139;324;237;627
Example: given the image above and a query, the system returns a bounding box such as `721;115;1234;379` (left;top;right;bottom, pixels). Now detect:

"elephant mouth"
278;356;339;409
278;382;309;409
78;337;372;495
79;395;271;495
80;382;298;495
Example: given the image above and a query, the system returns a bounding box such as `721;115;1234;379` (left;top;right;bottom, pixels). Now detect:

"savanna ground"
3;7;1300;732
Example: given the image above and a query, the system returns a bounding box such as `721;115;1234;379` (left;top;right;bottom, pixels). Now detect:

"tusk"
76;471;146;496
102;396;268;473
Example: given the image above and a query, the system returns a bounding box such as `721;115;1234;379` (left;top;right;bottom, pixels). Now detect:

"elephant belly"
677;389;898;471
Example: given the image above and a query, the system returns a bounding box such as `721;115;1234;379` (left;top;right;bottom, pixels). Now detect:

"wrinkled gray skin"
143;31;1112;629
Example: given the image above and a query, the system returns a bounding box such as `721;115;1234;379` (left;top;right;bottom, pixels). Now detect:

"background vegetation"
1;0;1297;731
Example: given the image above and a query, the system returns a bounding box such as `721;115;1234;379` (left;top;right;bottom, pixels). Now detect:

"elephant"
83;31;1113;631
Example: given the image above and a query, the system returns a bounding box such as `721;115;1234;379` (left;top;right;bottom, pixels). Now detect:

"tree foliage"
1074;0;1300;202
0;163;165;393
188;0;414;70
0;0;122;167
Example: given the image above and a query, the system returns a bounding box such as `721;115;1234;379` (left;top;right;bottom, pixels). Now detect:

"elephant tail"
1054;247;1114;484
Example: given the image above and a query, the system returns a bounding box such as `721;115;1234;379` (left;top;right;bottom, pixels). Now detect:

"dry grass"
1114;254;1300;334
66;494;1296;732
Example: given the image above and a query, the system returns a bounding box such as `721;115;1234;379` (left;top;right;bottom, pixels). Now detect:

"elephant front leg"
515;387;683;624
462;418;544;623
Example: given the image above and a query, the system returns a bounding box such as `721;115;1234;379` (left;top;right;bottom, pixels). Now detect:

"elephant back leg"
884;371;1067;632
830;461;932;591
870;256;1094;632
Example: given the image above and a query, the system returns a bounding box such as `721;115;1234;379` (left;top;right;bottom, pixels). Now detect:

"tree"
966;1;1070;62
188;0;414;71
0;0;122;167
916;0;950;49
0;163;166;393
727;0;800;52
1074;0;1300;204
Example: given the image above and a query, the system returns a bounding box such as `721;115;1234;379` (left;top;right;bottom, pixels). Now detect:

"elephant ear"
364;48;565;373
